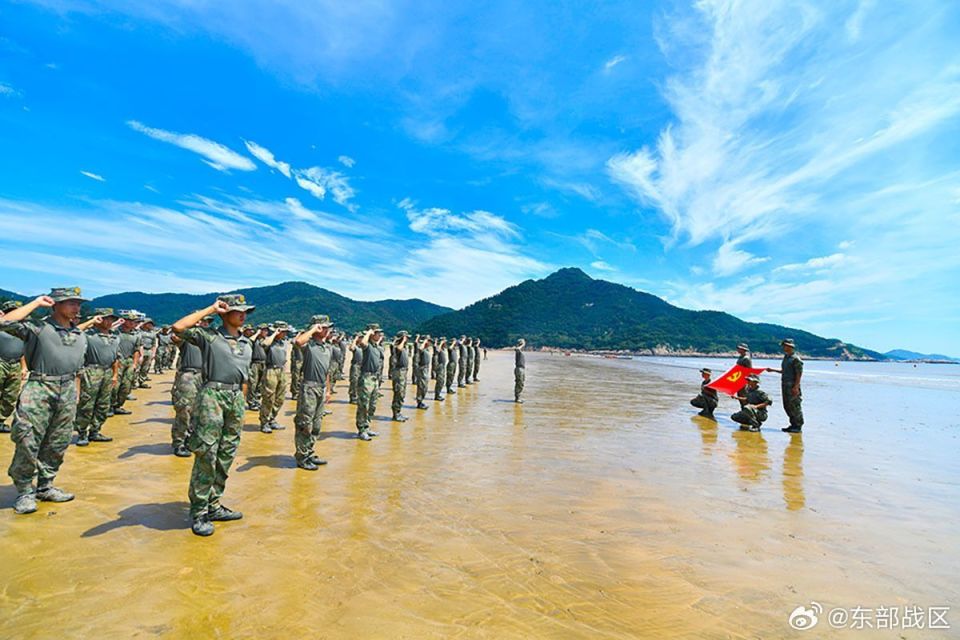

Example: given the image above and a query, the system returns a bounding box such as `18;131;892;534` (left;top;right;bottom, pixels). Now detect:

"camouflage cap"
200;315;215;324
310;314;332;326
256;323;269;330
49;286;88;303
699;368;712;374
737;343;749;350
780;338;796;348
1;300;23;313
241;324;254;331
121;310;141;321
141;317;155;326
396;330;409;338
746;374;760;383
91;307;118;319
366;323;382;332
272;320;290;330
218;293;255;313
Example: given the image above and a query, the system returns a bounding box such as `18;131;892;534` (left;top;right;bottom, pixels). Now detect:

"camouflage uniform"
246;329;266;409
0;304;26;431
690;370;719;417
136;325;157;387
111;324;142;411
514;346;525;401
178;319;253;522
434;344;447;400
2;291;88;504
390;339;410;419
289;343;302;399
328;340;343;394
446;342;457;393
464;340;474;384
415;346;430;407
457;341;468;387
260;334;288;429
348;345;362;403
172;336;204;451
472;341;481;380
294;318;332;465
780;350;804;430
355;340;384;435
77;317;120;441
731;385;771;429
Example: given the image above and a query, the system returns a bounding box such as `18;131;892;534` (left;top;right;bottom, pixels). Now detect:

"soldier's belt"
266;365;284;370
179;367;201;374
203;381;243;391
28;372;77;382
302;379;325;387
84;363;113;370
1;356;21;364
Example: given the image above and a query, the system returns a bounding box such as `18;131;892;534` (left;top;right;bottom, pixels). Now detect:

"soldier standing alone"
514;338;526;403
767;338;804;433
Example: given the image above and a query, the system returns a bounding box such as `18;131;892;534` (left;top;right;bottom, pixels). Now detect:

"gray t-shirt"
301;341;332;383
251;337;267;362
350;346;362;370
117;330;141;359
0;330;25;363
418;348;430;370
515;348;525;368
781;353;803;387
180;326;252;385
158;332;173;347
85;329;121;367
1;318;87;375
266;338;287;368
331;343;342;365
392;345;410;370
736;353;753;368
140;329;158;350
178;340;203;372
360;343;384;376
437;348;448;366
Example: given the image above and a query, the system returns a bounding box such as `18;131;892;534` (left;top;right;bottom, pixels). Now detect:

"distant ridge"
416;268;885;359
884;349;958;363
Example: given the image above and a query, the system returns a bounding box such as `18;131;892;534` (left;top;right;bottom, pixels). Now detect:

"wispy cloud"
338;155;355;168
603;55;627;72
0;82;21;97
127;120;256;172
80;170;105;182
294;167;356;209
590;260;616;271
244;140;291;177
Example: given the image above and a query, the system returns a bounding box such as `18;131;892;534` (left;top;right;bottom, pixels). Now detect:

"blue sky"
1;1;959;355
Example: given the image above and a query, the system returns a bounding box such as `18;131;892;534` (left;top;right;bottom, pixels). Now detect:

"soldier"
243;325;262;410
76;309;121;446
689;367;719;420
155;326;173;374
445;337;458;395
171;315;212;457
731;374;772;432
767;338;804;433
355;324;384;441
0;300;28;433
292;315;333;470
736;343;752;368
172;294;255;537
414;335;430;410
337;333;349;382
464;338;475;384
136;318;158;388
514;338;526;403
348;333;362;404
259;322;290;434
328;333;343;395
111;311;142;416
289;336;303;400
390;331;410;422
457;335;468;387
473;338;481;381
1;288;89;515
433;337;448;401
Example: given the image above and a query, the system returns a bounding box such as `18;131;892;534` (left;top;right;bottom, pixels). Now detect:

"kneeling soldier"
690;367;719;419
730;375;771;432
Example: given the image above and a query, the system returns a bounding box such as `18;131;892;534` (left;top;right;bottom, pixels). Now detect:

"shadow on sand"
82;501;189;537
118;443;174;459
235;455;298;471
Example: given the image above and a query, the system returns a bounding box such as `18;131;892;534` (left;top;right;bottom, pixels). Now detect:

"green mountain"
416;268;884;359
86;282;452;333
885;349;958;362
0;288;28;305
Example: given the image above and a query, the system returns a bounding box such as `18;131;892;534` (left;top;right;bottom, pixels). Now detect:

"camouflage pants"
153;347;165;373
8;378;77;493
473;356;480;380
77;366;114;437
690;394;718;412
329;359;342;390
294;381;326;461
355;374;379;433
111;358;136;409
290;359;302;397
731;405;768;428
246;361;265;406
260;368;287;426
172;370;202;447
434;363;446;399
137;353;153;386
415;366;429;404
514;367;525;400
187;387;244;519
782;388;804;428
465;354;474;383
348;365;361;403
457;360;467;386
0;359;22;422
390;369;407;416
446;360;456;392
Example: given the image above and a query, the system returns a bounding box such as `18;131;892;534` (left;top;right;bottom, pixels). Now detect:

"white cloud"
80;170;105;182
337;155;355;168
244;140;291;177
0;82;20;97
127;120;256;172
775;253;847;273
590;260;616;271
711;241;769;276
293;166;356;209
144;185;160;193
603;55;627;72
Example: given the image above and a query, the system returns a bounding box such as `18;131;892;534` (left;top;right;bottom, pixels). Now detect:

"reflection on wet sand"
0;352;957;639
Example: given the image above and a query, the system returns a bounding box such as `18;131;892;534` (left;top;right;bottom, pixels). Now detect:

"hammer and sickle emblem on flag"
728;371;742;382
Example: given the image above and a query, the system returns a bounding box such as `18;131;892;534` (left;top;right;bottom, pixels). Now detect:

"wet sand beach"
0;352;957;638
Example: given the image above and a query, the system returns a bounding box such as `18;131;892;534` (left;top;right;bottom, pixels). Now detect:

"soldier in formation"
292;315;333;470
0;300;27;434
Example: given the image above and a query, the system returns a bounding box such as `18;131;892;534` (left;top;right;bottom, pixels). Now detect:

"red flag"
706;364;767;396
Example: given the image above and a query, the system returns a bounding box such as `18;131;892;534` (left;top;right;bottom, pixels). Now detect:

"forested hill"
416;268;884;359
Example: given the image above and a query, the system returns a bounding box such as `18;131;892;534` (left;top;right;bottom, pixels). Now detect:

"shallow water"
0;352;957;638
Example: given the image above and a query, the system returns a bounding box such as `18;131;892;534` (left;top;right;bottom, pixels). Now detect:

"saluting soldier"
433;337;448;401
76;309;121;446
259;322;290;434
111;311;142;416
348;333;362;404
689;367;719;420
514;338;526;403
473;338;481;381
136;318;158;388
390;331;410;422
289;337;303;400
0;300;28;433
172;294;255;537
293;315;333;470
736;343;752;368
415;336;431;409
155;326;173;374
246;324;268;411
171;315;212;457
731;375;772;432
445;337;458;395
457;335;468;388
1;288;89;515
355;324;384;441
464;338;475;384
767;338;804;433
328;333;343;395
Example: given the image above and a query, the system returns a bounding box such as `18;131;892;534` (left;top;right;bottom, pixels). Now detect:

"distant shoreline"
519;348;958;365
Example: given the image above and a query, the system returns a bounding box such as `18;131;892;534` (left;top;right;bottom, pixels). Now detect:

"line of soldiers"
0;287;526;537
690;340;805;433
